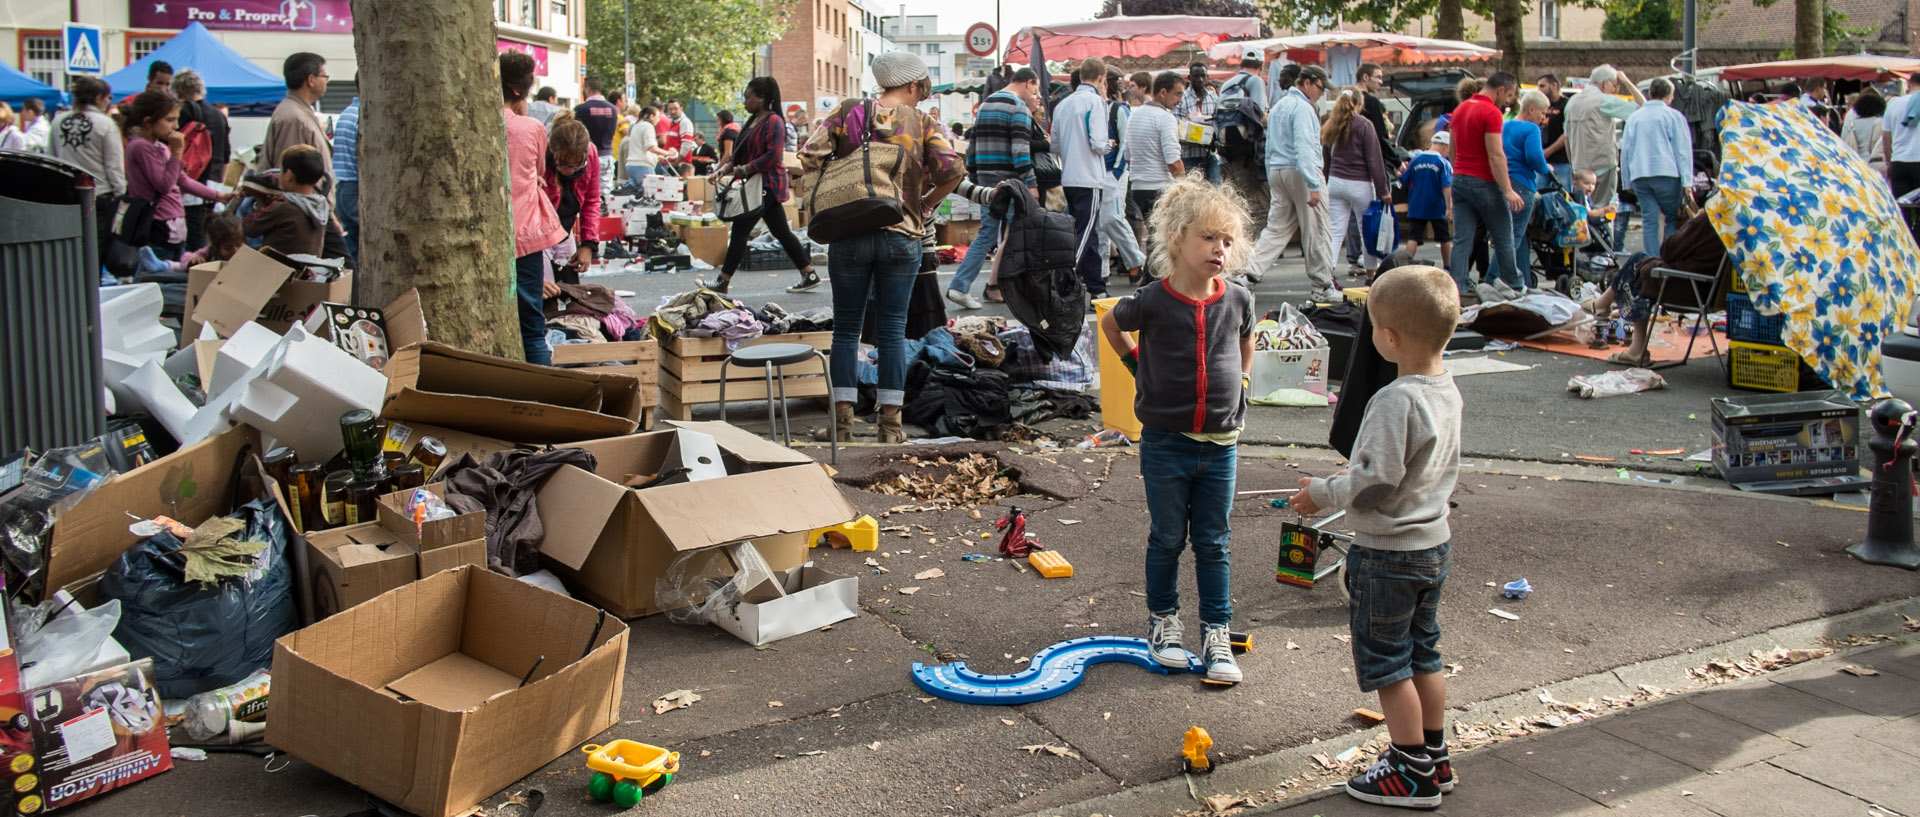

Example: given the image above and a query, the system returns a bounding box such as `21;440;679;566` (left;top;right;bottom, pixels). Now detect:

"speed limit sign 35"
965;22;997;58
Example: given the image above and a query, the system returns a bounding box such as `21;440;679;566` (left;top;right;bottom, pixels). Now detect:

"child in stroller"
1532;168;1620;296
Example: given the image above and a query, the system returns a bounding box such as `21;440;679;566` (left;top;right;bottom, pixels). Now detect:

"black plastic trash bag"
98;499;296;699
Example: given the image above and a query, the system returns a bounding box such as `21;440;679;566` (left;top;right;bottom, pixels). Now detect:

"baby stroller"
1529;180;1619;296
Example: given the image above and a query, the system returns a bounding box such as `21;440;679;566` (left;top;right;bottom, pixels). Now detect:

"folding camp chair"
1646;254;1730;373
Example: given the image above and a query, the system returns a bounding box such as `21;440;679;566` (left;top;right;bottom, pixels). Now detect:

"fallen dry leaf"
798;750;824;756
652;689;701;715
768;701;784;708
899;587;920;595
699;750;711;757
1904;614;1920;632
1203;794;1252;814
1018;744;1082;759
1059;519;1082;525
969;509;983;519
1285;640;1300;650
1000;718;1016;726
1103;712;1112;720
915;697;935;703
1489;608;1520;621
1333;634;1352;644
914;568;946;580
1445;664;1463;677
868;742;881;751
1839;665;1881;677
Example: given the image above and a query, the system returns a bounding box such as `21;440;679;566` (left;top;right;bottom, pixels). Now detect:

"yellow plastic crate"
1028;551;1074;578
1728;341;1805;393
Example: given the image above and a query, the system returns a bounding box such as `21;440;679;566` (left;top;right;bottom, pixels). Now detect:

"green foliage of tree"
1601;0;1677;39
1099;0;1260;17
584;0;792;107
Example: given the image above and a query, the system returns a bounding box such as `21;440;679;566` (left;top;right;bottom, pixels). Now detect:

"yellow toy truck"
581;739;680;808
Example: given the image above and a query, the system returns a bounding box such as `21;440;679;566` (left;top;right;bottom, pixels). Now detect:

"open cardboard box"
382;343;643;445
377;481;486;551
534;422;856;618
301;288;430;371
268;566;627;817
184;245;353;342
305;521;486;618
715;563;859;647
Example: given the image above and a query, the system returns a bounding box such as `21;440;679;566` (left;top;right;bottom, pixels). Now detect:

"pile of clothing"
878;318;1099;440
545;282;645;343
651;289;832;351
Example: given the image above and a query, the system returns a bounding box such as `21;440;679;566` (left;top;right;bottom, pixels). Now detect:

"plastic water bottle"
1076;429;1131;450
183;670;271;742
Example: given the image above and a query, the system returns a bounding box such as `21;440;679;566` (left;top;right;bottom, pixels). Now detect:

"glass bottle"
322;470;352;528
339;410;383;477
262;447;296;489
390;463;427;493
345;479;382;525
289;463;325;534
410;436;448;476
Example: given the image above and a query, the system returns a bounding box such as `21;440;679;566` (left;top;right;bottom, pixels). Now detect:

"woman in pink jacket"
501;51;566;365
541;110;602;285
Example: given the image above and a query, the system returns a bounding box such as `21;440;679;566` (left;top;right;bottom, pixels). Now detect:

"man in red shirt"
1446;72;1525;299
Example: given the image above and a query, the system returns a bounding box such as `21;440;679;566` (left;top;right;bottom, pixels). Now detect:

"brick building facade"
1704;0;1916;55
771;0;857;121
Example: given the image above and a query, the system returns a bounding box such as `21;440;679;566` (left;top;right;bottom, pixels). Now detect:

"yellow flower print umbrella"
1707;101;1920;400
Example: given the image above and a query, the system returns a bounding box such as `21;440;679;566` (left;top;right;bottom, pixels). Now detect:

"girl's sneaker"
1202;624;1241;684
1345;746;1442;809
1146;612;1187;669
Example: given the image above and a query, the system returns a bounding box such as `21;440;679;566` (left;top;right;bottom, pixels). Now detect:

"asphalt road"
68;450;1914;817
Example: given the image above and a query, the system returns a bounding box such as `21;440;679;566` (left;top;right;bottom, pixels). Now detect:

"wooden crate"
550;339;660;429
658;332;833;420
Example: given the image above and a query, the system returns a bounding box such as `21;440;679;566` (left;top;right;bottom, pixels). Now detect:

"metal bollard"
1846;399;1920;570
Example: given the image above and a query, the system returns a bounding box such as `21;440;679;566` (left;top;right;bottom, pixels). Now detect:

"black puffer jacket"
988;182;1086;360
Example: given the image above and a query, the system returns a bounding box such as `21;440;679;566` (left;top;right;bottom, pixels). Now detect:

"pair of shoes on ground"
1345;744;1455;808
1147;613;1240;684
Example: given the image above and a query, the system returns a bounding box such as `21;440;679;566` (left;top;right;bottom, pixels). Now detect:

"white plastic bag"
16;598;123;688
1568;367;1667;399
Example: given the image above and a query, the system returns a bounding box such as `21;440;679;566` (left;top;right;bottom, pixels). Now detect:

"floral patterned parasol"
1708;100;1920;400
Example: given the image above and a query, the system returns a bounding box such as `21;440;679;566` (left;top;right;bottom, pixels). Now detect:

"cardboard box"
268;567;628;817
184;246;353;343
301;289;430;372
377;482;486;551
714;563;859;646
534;423;856;618
548;338;660;422
376;422;518;482
381;343;643;445
44;426;287;597
683;176;714;204
28;659;171;811
305;524;420;618
1248;347;1332;398
679;224;730;268
936;219;980;248
641;175;685;202
0;690;40;816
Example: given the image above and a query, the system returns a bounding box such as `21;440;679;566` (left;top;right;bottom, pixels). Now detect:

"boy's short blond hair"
1368;266;1460;353
1571;168;1597;185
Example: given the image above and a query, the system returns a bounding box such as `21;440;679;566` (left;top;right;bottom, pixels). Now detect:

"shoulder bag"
803;99;910;244
111;195;156;246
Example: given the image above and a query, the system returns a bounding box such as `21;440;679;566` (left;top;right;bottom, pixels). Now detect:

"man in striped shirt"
331;97;360;262
947;68;1040;309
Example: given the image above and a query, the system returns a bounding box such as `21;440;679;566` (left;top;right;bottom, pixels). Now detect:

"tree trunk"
1793;0;1824;57
1494;0;1526;77
351;0;523;359
1436;0;1464;40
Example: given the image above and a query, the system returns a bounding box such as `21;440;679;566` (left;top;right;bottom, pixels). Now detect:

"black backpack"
988;182;1087;360
1214;74;1267;162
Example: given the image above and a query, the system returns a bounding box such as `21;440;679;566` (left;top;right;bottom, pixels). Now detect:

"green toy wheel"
587;772;615;802
613;778;643;808
643;772;673;794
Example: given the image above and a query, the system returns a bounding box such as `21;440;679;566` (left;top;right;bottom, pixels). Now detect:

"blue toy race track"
911;636;1204;704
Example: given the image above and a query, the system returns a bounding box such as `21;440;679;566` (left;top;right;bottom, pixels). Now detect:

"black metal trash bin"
0;151;105;454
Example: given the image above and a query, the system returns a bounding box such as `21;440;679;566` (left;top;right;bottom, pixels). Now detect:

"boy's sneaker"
1427;743;1455;793
1345;746;1442;809
1146;612;1187;669
1202;624;1242;684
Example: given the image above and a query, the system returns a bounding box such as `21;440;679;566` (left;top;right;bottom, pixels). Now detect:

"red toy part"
994;508;1044;558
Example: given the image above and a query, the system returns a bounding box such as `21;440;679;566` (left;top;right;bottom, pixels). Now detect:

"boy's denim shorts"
1345;542;1451;693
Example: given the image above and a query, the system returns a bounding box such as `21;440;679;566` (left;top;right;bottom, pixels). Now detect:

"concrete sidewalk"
1251;640;1920;816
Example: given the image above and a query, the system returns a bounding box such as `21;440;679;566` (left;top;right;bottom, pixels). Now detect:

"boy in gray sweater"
1292;265;1463;809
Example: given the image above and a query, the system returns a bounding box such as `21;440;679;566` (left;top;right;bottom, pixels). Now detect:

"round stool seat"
727;342;817;367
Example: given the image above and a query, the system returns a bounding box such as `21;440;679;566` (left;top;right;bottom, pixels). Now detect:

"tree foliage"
584;0;792;107
1098;0;1260;16
1601;0;1677;39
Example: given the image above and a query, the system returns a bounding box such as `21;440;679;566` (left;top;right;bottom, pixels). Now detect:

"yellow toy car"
582;739;680;808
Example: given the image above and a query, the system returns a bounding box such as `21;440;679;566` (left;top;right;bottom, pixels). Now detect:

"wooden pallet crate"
550;339;660;428
657;332;833;420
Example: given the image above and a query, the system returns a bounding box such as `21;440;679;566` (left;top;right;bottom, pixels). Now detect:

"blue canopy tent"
0;60;64;107
105;22;284;111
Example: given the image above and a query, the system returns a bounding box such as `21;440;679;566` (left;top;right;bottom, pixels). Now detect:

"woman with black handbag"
799;51;965;442
121;91;227;262
709;77;819;295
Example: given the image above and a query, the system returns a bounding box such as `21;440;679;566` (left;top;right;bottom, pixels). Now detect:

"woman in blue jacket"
1503;89;1555;290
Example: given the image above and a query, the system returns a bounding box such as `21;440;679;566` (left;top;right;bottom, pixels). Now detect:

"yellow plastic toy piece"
581;739;680;807
1343;286;1370;306
1028;551;1073;578
1182;726;1213;774
808;515;878;552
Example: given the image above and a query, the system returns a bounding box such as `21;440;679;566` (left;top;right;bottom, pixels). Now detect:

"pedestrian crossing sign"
64;24;103;76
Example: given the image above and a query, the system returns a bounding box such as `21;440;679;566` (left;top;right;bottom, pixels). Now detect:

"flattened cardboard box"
535;424;856;618
381;342;642;445
715;564;859;646
268;567;627;817
29;659;172;810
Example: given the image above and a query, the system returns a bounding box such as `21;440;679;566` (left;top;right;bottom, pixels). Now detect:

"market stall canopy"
1716;53;1920;82
1004;15;1261;64
105;22;286;107
1211;32;1499;65
1706;100;1920;400
0;60;64;106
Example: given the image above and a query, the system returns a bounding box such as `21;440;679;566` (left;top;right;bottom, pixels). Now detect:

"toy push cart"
582;740;680;808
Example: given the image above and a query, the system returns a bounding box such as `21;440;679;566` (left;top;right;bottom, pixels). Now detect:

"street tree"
584;0;791;108
1097;0;1262;18
349;0;522;358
